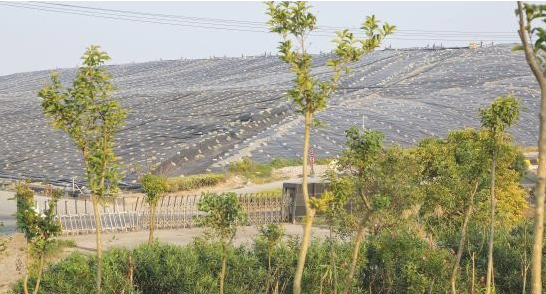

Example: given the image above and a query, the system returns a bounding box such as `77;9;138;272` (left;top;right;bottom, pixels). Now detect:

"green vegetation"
516;3;546;293
197;192;248;294
39;45;127;293
14;183;62;294
266;157;332;168
257;223;285;273
228;157;277;183
163;157;333;193
252;188;283;195
141;174;169;243
228;157;332;184
518;145;539;153
0;222;8;255
480;95;521;294
326;127;422;294
418;128;528;294
40;239;77;258
11;223;545;294
166;173;227;192
12;2;544;293
10;103;539;294
265;2;395;292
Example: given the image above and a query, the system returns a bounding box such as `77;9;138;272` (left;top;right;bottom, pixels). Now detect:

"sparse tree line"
8;1;546;294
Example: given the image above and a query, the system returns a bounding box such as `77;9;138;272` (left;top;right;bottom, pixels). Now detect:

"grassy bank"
164;157;333;192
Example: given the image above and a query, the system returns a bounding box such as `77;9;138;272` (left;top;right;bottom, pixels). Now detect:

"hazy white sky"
0;1;526;76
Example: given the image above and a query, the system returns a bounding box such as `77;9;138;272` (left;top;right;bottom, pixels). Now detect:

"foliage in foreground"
39;45;128;293
11;222;545;294
516;3;546;294
14;183;62;294
197;192;247;294
265;0;396;292
141;173;169;243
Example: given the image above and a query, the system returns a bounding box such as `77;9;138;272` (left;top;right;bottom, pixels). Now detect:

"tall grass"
166;174;227;192
228;157;333;184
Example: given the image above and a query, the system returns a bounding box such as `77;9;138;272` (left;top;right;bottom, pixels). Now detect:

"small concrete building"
282;177;328;222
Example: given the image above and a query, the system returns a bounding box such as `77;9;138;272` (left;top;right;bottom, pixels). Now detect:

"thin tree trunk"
293;110;315;294
148;203;156;243
522;254;529;294
127;254;134;294
92;133;108;294
471;252;476;294
522;223;529;294
23;242;30;294
220;242;227;294
329;229;338;294
92;195;103;294
531;91;546;294
32;252;45;294
517;3;546;294
523;267;528;294
485;149;497;294
268;248;272;273
451;182;478;294
450;203;473;294
342;209;372;294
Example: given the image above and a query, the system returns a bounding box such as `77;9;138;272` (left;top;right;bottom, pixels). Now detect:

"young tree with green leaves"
321;174;357;294
327;126;421;294
418;127;529;294
141;173;169;243
480;95;521;294
39;45;127;293
516;3;546;294
334;127;382;294
258;223;285;272
197;192;247;294
14;183;62;294
265;3;394;293
417;129;490;294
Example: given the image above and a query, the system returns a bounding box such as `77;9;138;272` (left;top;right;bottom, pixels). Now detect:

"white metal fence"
49;193;291;235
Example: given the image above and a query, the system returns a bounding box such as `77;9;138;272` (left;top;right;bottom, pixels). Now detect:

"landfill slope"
0;44;538;186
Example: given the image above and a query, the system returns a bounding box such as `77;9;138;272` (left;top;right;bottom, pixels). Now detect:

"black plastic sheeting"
0;44;539;187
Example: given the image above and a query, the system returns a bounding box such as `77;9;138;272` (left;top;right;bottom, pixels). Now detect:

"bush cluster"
163;157;332;192
166;174;227;192
228;157;275;180
227;157;332;184
15;224;543;294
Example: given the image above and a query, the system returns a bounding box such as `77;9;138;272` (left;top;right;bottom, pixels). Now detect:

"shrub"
228;157;274;179
14;183;62;294
14;230;537;294
227;157;335;184
0;222;8;255
362;228;452;294
197;192;247;294
11;249;132;294
166;173;226;192
141;173;169;242
11;240;347;294
132;242;203;293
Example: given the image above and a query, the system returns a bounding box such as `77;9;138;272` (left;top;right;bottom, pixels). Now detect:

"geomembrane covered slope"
0;44;539;186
